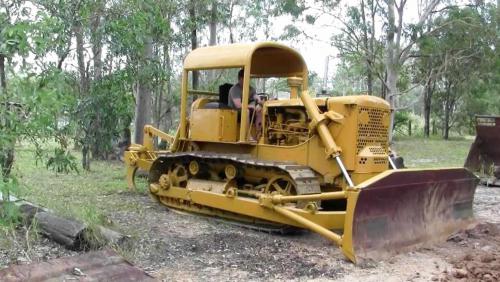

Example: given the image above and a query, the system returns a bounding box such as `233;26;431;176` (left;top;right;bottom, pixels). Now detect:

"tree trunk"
386;64;398;141
0;199;128;250
423;73;435;138
443;81;453;140
163;45;172;131
0;54;14;182
384;0;403;142
423;95;431;137
0;54;6;91
360;0;373;95
208;1;217;82
380;71;387;99
228;1;235;43
90;1;105;159
74;20;91;170
91;1;103;82
384;0;396;140
209;2;217;46
134;37;153;144
153;45;162;131
444;107;450;140
368;0;376;95
189;0;199;92
82;144;90;171
75;22;89;96
366;72;373;95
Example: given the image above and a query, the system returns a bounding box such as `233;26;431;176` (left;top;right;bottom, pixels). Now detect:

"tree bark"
0;53;14;182
75;21;89;96
384;0;400;142
0;54;6;90
383;0;439;140
208;1;217;82
209;1;217;46
91;1;104;81
423;73;435;137
90;1;105;159
228;1;235;43
189;0;199;92
134;37;153;144
163;44;172;131
74;20;91;170
0;199;128;250
360;0;373;95
443;80;453;140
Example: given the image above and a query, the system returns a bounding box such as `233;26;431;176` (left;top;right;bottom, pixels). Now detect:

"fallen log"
33;210;87;249
0;192;129;250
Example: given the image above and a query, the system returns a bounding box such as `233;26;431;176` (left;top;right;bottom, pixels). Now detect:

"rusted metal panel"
465;115;500;175
0;249;154;282
351;168;478;260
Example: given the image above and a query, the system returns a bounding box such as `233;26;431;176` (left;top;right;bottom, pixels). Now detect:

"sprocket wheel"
264;175;296;196
169;164;189;187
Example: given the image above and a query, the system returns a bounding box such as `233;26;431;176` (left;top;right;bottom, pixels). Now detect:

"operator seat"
201;83;233;109
219;83;233;106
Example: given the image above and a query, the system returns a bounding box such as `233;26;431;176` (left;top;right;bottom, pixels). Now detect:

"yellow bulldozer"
124;42;478;263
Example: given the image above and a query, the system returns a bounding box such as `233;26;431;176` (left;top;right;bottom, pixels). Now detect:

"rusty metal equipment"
0;249;154;281
124;42;478;263
465;115;500;186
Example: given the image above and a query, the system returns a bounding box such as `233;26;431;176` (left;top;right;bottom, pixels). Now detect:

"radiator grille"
357;107;390;154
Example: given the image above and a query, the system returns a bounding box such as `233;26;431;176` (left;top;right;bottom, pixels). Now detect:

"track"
149;151;321;195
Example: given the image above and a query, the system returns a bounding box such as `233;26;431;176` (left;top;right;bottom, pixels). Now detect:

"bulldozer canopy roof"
183;42;308;78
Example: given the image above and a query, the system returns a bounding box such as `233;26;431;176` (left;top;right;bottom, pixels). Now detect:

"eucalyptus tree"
430;4;498;139
0;1;84;206
0;1;30;183
324;0;444;139
332;0;384;96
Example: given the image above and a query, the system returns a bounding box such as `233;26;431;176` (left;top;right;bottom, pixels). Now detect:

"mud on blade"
348;168;478;262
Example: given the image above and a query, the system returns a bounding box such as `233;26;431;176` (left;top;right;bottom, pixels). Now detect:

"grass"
0;146;150;248
14;148;129;221
393;135;474;168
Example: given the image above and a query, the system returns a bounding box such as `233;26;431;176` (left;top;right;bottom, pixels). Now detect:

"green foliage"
75;70;134;159
329;0;386;96
45;148;79;174
0;201;20;227
0;19;30;56
0;176;18;200
0;176;20;226
425;4;498;136
393;111;412;134
0;66;79;201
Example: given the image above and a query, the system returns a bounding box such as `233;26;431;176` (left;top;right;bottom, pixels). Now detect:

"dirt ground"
1;184;499;281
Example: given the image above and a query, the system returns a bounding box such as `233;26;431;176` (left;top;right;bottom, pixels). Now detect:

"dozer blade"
345;168;478;262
